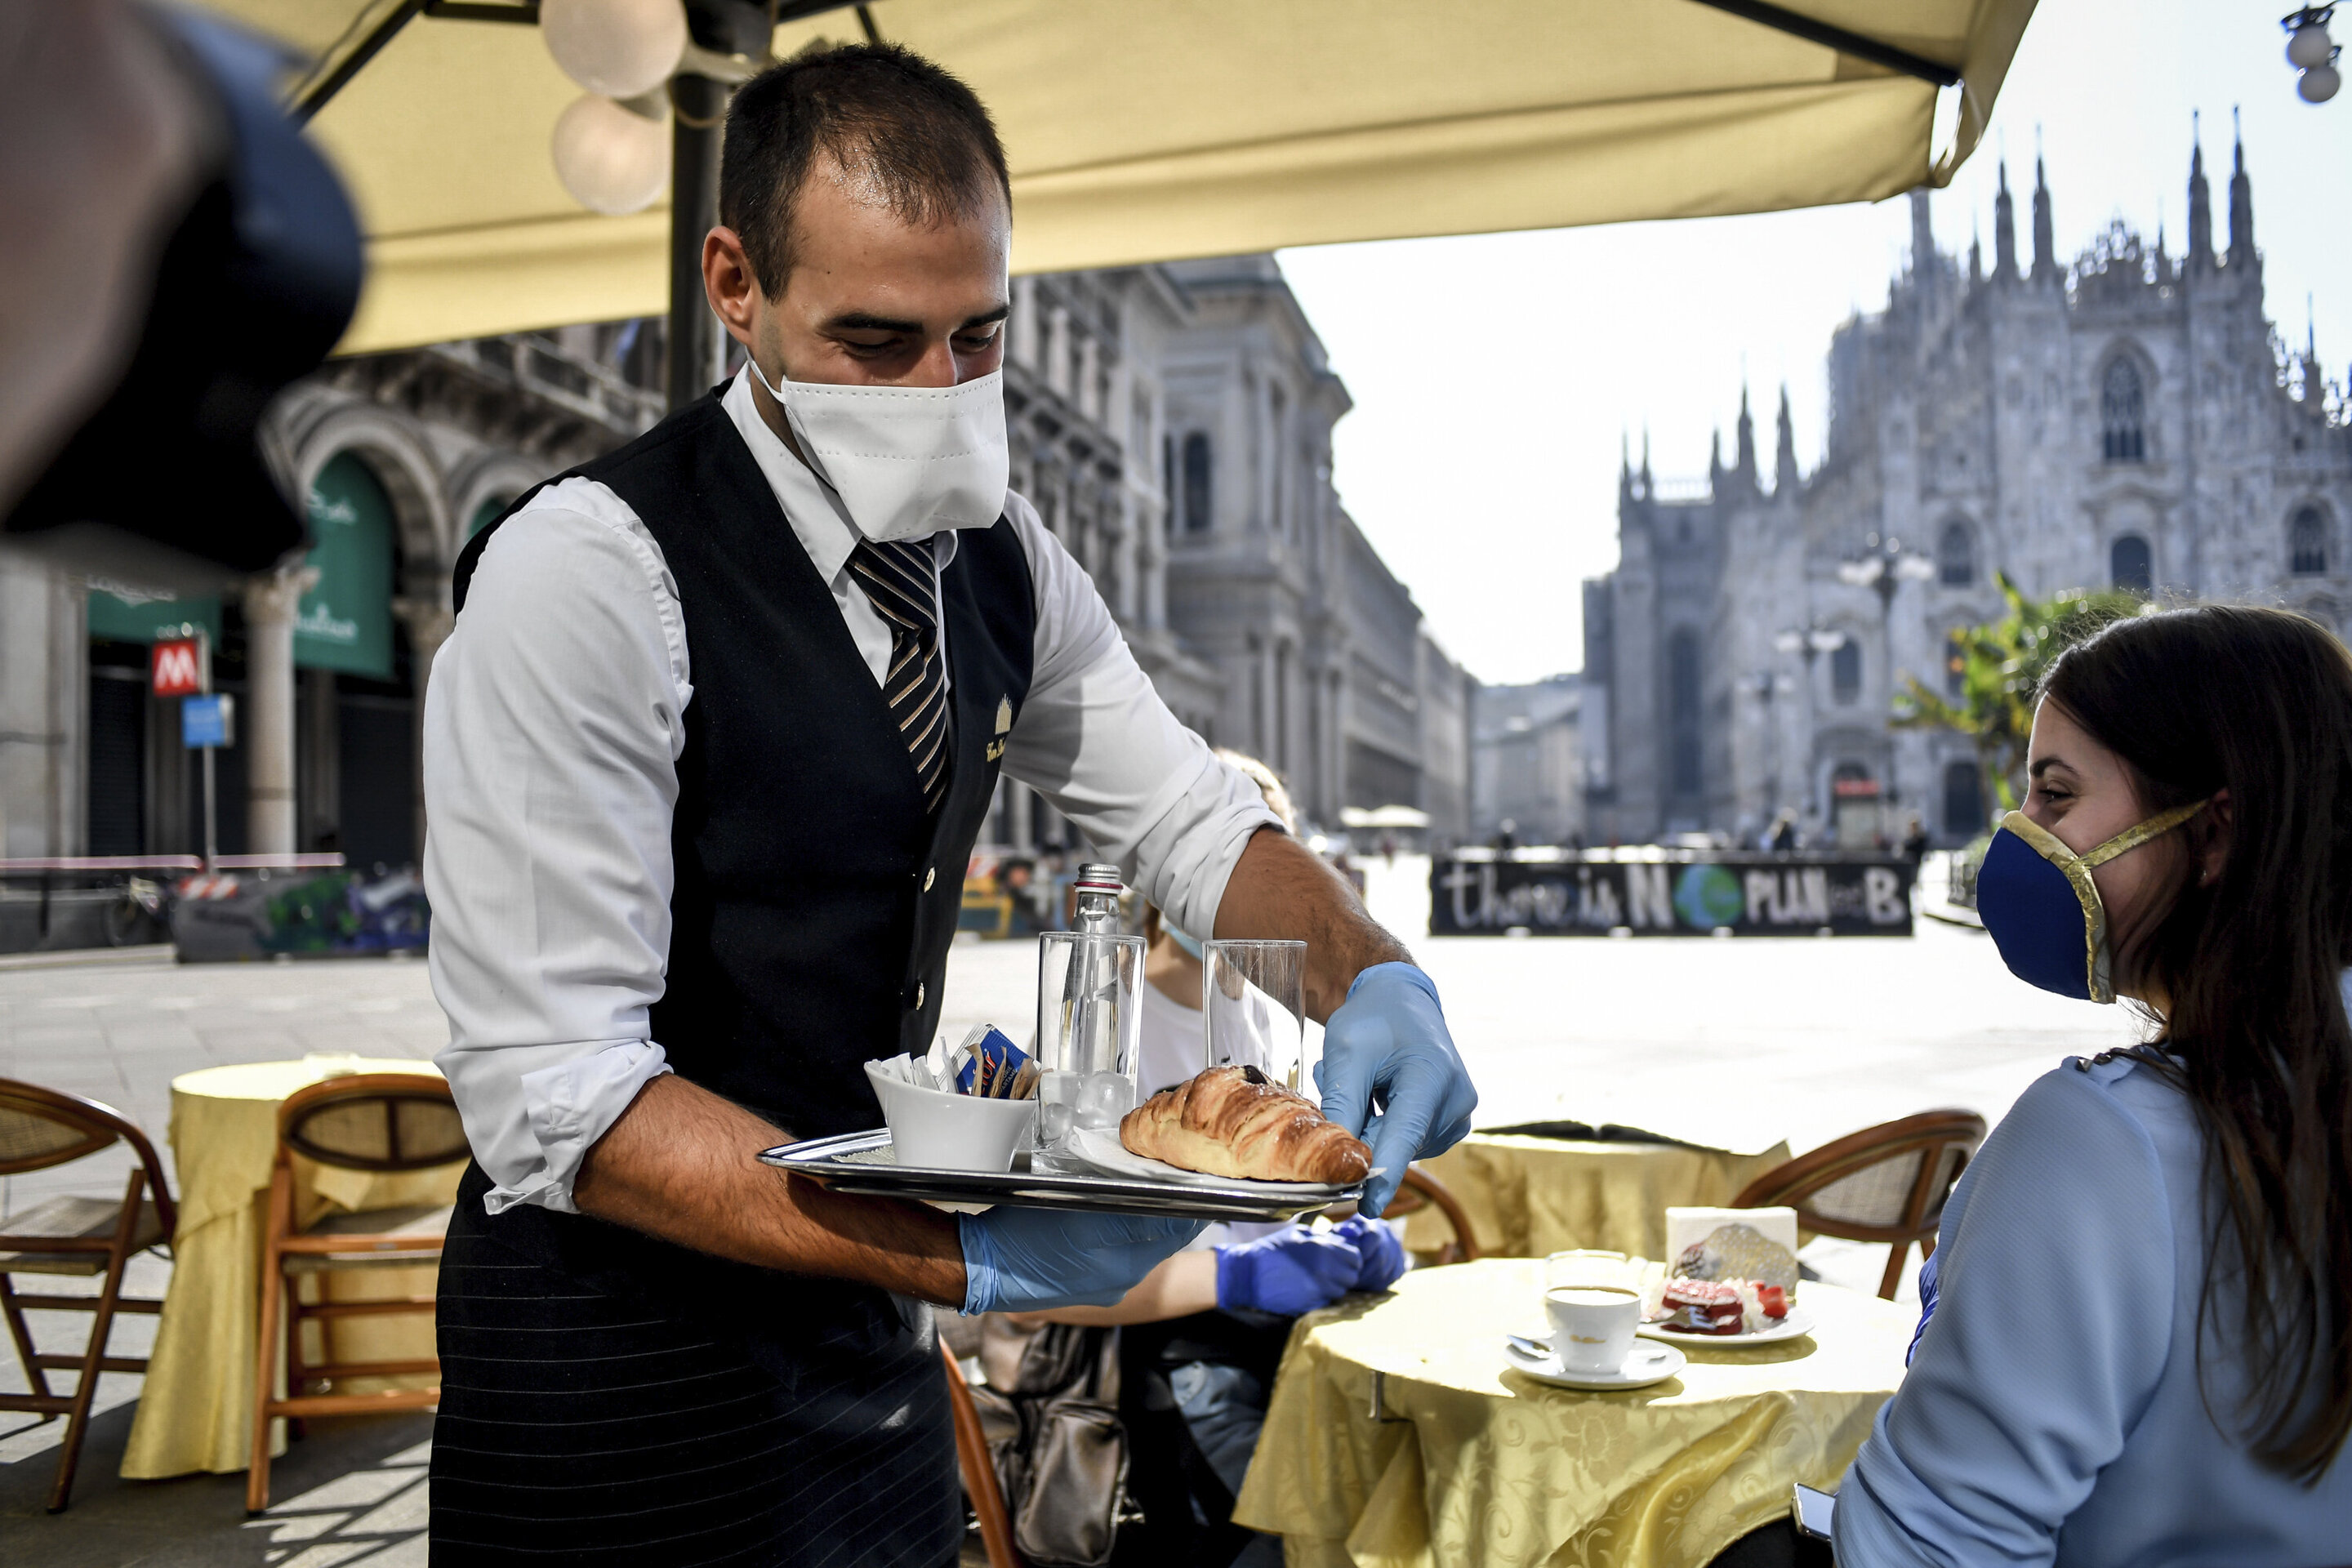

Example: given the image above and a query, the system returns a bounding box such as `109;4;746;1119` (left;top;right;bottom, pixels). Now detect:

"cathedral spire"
2187;112;2212;271
1968;224;1982;286
1774;386;1799;499
1909;187;1934;274
1735;385;1757;488
2030;140;2056;283
2228;108;2255;265
1640;427;1652;494
1709;427;1724;495
1993;158;2017;279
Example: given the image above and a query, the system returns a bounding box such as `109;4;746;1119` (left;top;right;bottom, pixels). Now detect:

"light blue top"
1835;1050;2352;1567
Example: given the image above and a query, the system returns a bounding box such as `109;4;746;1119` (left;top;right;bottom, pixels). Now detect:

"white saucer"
1504;1334;1686;1391
1637;1304;1817;1346
1064;1126;1369;1196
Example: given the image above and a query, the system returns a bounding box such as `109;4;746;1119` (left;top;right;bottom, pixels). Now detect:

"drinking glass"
1202;939;1309;1093
1033;930;1145;1172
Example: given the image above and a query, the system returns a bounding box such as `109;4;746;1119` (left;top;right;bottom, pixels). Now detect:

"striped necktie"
848;537;950;813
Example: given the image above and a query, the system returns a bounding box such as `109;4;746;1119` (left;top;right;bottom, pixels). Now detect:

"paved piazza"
1;856;2141;1561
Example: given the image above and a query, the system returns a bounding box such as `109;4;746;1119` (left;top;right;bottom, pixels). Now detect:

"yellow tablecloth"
121;1058;460;1480
1234;1258;1913;1568
1404;1136;1792;1263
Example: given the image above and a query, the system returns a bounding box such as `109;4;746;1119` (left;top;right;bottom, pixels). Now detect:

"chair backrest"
1731;1109;1988;1246
1378;1164;1482;1264
0;1078;176;1237
278;1073;469;1173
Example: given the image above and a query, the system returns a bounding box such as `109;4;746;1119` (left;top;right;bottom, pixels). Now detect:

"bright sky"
1278;0;2352;687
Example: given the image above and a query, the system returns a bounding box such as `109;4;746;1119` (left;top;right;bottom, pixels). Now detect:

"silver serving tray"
757;1129;1361;1221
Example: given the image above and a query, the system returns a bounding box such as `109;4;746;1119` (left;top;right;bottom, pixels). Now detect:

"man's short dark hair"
719;42;1010;296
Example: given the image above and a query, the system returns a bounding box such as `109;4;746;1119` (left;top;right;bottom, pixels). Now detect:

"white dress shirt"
424;369;1283;1214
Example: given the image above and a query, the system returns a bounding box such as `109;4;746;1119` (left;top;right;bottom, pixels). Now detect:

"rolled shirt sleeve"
996;497;1283;937
423;482;688;1214
1832;1065;2176;1567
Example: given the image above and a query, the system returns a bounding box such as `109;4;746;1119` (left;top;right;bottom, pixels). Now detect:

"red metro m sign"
151;637;203;697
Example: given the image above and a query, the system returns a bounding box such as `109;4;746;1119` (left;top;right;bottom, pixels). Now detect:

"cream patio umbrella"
207;0;2035;363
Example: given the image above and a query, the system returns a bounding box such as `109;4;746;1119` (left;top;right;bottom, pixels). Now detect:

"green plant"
1894;572;2145;813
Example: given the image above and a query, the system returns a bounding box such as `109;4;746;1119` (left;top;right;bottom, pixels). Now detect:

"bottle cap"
1074;862;1123;893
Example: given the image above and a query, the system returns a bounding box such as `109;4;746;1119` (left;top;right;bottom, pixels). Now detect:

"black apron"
430;391;1036;1566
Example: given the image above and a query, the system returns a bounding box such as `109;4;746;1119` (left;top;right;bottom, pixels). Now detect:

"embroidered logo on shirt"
987;695;1012;760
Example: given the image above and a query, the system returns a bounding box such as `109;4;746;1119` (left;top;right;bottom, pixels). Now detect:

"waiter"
421;42;1475;1566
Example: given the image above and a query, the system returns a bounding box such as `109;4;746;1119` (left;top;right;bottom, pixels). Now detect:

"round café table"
1232;1257;1914;1568
1401;1134;1793;1263
120;1057;460;1480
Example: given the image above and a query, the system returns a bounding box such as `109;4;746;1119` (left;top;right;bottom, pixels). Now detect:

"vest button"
923;866;936;892
915;982;927;1010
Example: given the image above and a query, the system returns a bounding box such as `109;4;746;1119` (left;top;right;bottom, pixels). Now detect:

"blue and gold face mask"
1974;800;2209;1004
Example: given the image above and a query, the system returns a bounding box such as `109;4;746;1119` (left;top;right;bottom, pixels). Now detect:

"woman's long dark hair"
2043;604;2352;1481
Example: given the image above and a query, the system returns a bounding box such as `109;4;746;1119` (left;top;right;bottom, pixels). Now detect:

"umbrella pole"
666;71;728;412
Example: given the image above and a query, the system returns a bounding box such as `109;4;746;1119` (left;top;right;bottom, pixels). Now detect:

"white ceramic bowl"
865;1062;1036;1174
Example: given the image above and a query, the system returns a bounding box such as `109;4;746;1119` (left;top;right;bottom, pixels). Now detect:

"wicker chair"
0;1079;176;1512
1731;1110;1989;1298
1374;1164;1481;1265
247;1073;468;1512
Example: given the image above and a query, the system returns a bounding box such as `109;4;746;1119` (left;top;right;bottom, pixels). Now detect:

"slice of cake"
1659;1279;1744;1334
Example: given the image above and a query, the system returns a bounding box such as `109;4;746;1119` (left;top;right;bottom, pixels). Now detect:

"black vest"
454;391;1036;1138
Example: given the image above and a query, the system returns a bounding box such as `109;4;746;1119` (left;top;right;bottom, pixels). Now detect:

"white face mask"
746;354;1009;543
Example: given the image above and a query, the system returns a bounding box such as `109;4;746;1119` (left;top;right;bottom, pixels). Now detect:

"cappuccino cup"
1544;1285;1641;1376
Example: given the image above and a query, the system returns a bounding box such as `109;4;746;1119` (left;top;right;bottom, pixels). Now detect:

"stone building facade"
1472;674;1583;847
989;253;1471;849
0;256;1469;865
1584;132;2352;848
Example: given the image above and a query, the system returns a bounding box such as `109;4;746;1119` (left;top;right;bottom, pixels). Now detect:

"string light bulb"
541;0;688;100
550;91;670;216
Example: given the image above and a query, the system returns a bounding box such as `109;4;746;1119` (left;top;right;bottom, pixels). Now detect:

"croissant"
1119;1065;1371;1185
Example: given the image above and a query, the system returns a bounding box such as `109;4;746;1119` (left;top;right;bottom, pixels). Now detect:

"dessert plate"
1637;1304;1817;1346
757;1129;1361;1222
1503;1334;1686;1392
1064;1126;1382;1195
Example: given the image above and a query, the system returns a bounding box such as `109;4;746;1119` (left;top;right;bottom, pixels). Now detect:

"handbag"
970;1316;1131;1568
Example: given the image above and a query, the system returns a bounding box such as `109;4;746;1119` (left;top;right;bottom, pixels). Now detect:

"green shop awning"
86;583;223;647
297;452;397;680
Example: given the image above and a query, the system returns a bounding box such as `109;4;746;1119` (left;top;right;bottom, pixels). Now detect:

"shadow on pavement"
1;1402;432;1566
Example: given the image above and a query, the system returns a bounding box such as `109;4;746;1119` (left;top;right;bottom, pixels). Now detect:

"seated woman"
1019;751;1405;1567
1835;605;2352;1564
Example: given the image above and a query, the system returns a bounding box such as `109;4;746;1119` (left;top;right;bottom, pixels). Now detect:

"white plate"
1064;1125;1372;1196
1637;1304;1817;1346
1503;1335;1687;1391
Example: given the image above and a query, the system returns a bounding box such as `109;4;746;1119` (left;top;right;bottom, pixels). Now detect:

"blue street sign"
182;693;234;750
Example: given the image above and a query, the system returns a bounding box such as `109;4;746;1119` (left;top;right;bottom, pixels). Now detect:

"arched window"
1182;433;1213;534
466;494;514;540
1668;627;1703;797
1942;760;1985;837
2110;534;2153;594
2100;357;2146;463
1830;637;1861;704
2290;506;2330;577
1936;519;1975;586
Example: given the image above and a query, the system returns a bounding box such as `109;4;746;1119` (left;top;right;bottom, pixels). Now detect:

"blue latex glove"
1214;1225;1367;1316
959;1208;1207;1315
1330;1214;1406;1294
1317;962;1477;1217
